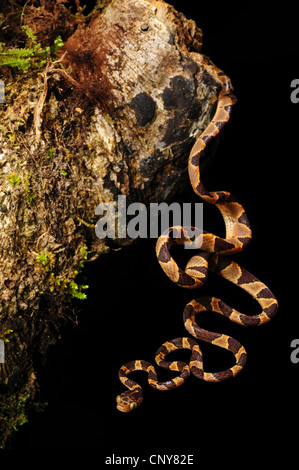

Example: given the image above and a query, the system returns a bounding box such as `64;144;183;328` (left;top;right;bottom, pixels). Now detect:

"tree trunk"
0;0;228;447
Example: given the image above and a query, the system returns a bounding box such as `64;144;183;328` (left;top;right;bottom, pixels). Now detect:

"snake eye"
130;402;137;410
116;395;121;403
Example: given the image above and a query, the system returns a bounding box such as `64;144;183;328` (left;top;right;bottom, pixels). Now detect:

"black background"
8;0;299;464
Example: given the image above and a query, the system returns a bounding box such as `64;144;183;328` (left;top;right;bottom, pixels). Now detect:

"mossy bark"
0;0;227;447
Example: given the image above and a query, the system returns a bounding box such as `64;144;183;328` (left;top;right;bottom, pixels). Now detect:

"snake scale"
116;64;278;413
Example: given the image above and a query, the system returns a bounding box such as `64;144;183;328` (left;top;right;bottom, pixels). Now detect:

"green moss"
79;246;88;267
49;274;89;300
58;169;68;177
7;173;21;186
36;252;55;271
0;393;30;448
0;329;13;343
0;389;48;448
0;26;64;71
23;173;36;204
25;193;36;204
37;252;49;267
68;281;89;300
49;245;89;299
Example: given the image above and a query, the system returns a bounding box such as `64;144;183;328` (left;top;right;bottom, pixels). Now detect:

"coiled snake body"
116;65;278;413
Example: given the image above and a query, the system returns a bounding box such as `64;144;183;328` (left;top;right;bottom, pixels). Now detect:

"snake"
116;62;279;413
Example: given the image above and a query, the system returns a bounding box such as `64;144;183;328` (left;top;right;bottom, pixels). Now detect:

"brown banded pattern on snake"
116;61;278;413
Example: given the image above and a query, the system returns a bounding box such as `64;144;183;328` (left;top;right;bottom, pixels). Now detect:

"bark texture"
0;0;227;446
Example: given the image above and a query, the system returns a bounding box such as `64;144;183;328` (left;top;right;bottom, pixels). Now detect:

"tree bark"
0;0;227;446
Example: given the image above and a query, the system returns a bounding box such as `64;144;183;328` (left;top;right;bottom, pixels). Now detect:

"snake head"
116;390;143;413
